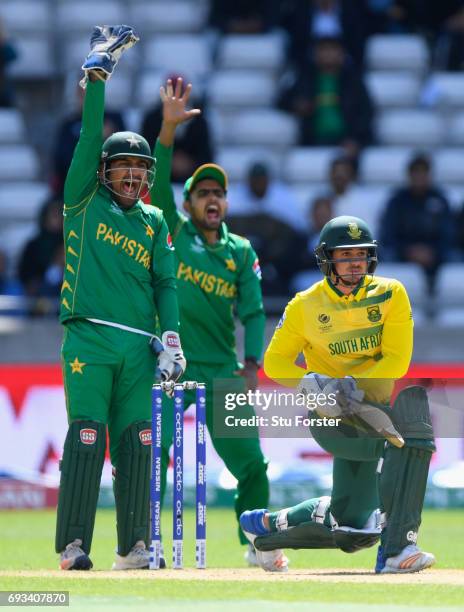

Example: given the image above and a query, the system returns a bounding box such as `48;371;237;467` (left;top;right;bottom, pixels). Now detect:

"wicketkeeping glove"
80;25;139;88
298;372;404;447
150;332;186;385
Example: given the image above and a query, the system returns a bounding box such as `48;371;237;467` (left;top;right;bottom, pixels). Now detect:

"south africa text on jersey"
177;261;237;297
328;330;383;355
96;222;151;269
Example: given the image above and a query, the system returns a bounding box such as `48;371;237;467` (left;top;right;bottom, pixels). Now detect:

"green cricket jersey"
151;141;265;364
60;81;178;335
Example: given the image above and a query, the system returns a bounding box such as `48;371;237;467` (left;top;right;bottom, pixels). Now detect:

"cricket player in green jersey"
241;216;436;574
150;78;269;564
55;27;186;571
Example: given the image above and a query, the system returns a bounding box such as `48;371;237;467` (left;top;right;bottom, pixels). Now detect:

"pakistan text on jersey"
328;331;383;356
95;222;151;269
177;261;237;297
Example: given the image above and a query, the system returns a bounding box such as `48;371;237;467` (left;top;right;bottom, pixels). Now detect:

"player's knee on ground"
113;421;151;556
55;421;106;554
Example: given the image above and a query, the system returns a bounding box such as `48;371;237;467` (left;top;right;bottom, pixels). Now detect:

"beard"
335;270;365;287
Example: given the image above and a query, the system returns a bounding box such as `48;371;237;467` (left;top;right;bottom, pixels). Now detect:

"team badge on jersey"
252;258;262;279
318;313;330;324
166;233;174;250
367;305;381;322
225;258;236;272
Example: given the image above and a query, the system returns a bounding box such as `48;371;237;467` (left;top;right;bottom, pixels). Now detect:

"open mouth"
122;180;137;196
206;205;220;222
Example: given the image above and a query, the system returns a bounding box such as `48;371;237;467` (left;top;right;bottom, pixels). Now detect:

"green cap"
183;163;228;200
318;216;376;250
101;131;155;167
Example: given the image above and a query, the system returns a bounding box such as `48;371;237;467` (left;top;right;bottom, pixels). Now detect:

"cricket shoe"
244;543;259;567
59;539;93;570
112;540;150;570
241;530;289;573
375;544;436;574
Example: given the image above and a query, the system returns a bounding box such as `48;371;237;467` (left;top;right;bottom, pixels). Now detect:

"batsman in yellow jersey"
240;216;436;574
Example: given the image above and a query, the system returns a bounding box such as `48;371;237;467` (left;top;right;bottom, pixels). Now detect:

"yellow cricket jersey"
264;276;413;404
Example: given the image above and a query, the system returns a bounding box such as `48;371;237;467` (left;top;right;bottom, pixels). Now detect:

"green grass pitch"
0;508;463;611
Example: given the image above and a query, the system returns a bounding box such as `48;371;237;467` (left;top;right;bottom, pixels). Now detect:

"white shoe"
242;530;289;573
380;544;436;574
244;543;259;567
112;540;149;570
59;539;92;570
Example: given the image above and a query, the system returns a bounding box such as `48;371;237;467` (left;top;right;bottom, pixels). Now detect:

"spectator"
291;195;335;291
306;195;335;254
380;154;454;291
432;1;464;71
227;161;302;230
227;163;304;295
17;197;64;303
141;75;213;184
52;82;125;195
0;19;18;107
328;155;356;198
280;0;368;68
277;36;373;158
209;0;278;34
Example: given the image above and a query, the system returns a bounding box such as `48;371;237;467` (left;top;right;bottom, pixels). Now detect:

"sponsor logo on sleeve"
252;258;262;279
166;233;175;250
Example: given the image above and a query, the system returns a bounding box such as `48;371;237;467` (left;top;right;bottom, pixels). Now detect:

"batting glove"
80;25;139;87
150;331;186;385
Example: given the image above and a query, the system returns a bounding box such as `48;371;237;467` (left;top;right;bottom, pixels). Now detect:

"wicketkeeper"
56;26;186;571
240;216;436;574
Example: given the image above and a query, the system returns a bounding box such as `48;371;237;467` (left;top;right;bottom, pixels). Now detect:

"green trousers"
270;420;385;531
161;361;269;544
62;320;156;467
310;421;385;529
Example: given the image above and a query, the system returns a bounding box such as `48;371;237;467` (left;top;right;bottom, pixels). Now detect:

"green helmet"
101;131;155;167
314;215;378;276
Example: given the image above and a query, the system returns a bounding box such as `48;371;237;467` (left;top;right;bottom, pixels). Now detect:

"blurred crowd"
3;0;464;313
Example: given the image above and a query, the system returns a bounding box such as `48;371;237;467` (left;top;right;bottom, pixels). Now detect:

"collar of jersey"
185;218;229;247
324;277;366;302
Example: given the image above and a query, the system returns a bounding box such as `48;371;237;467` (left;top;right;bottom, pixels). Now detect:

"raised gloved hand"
150;331;186;384
80;25;139;88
